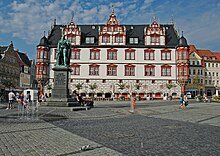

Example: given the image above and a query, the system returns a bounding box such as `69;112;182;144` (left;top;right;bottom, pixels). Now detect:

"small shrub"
212;95;219;101
137;96;142;101
120;96;125;101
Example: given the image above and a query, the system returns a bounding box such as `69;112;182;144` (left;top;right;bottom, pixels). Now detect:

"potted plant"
116;82;126;98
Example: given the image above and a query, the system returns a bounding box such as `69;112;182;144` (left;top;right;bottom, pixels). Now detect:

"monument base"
44;66;78;107
43;98;80;107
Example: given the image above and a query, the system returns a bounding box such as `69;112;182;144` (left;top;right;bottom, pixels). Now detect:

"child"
179;95;183;109
129;95;137;113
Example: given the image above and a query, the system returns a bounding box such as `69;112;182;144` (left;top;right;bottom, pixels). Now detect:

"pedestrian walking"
41;93;46;102
7;90;15;110
18;93;24;117
26;92;31;103
182;94;188;109
129;94;137;113
179;94;183;109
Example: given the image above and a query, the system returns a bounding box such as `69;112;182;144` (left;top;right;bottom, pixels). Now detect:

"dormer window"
204;56;207;60
85;37;95;44
115;36;123;43
103;36;110;43
212;57;216;60
151;35;159;43
68;36;75;43
129;38;138;44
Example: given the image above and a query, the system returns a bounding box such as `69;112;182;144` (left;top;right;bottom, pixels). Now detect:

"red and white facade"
36;11;189;100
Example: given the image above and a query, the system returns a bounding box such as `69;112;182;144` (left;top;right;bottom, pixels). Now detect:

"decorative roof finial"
54;18;56;26
61;27;64;36
153;13;156;21
182;31;184;37
66;21;69;28
171;14;174;25
177;27;180;36
112;5;115;15
44;31;45;36
71;12;74;23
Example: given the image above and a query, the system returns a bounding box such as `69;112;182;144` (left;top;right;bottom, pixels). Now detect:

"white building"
36;11;189;100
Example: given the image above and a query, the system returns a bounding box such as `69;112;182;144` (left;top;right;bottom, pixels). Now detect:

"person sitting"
78;95;83;106
203;93;208;102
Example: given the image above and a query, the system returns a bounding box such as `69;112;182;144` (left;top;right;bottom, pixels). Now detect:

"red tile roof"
197;50;220;62
189;45;197;54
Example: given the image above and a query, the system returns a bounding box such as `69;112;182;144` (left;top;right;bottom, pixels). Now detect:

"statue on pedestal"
56;35;71;67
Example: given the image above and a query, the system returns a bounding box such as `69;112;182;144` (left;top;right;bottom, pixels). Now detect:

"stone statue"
56;35;71;67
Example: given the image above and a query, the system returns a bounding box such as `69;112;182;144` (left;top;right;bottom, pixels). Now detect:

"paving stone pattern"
0;120;122;156
0;100;220;155
49;114;220;156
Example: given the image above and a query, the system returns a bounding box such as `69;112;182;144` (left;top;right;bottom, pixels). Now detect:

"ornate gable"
144;17;165;45
64;18;81;45
99;9;126;45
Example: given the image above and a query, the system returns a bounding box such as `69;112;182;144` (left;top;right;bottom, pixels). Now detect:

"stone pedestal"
45;66;79;107
51;66;70;99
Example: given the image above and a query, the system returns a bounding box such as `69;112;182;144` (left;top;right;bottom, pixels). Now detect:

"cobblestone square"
0;100;220;155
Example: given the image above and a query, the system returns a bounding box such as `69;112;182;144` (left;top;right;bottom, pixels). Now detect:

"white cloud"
1;0;153;45
0;0;219;53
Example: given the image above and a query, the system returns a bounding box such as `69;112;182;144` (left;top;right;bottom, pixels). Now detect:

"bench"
70;106;91;111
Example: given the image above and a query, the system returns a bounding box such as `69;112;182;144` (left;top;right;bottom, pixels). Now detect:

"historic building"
187;45;220;97
0;42;36;102
29;59;37;89
0;42;20;90
36;11;189;100
15;50;32;89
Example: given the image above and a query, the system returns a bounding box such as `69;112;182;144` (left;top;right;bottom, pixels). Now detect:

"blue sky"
0;0;220;59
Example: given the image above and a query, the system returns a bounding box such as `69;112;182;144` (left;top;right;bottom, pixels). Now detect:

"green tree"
89;83;97;91
116;82;126;90
135;82;142;90
75;83;84;93
166;83;176;97
89;83;97;100
116;82;126;100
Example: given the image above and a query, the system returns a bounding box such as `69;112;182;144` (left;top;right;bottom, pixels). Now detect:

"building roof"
177;35;188;47
16;51;31;67
0;46;7;53
38;35;49;46
197;49;220;62
212;52;220;60
189;45;197;54
0;46;7;59
46;24;179;48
